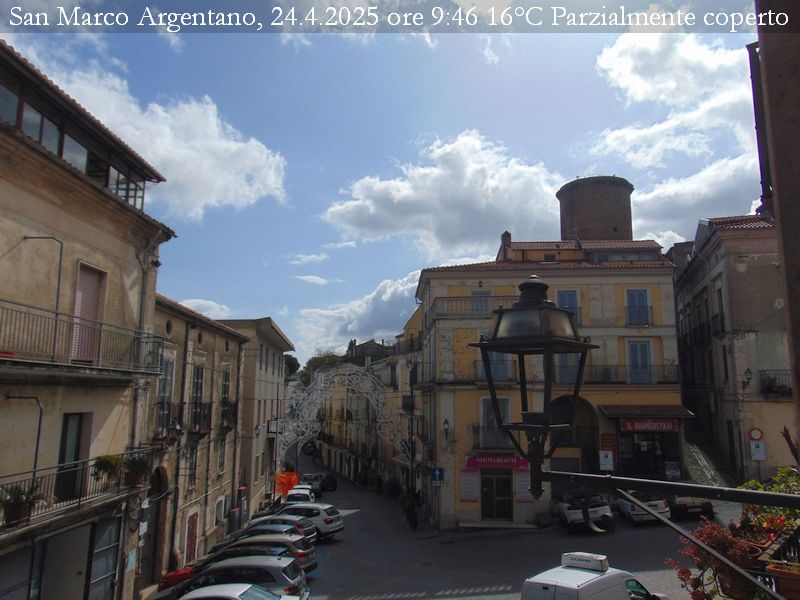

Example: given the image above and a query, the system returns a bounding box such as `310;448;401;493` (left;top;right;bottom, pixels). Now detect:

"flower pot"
766;563;800;599
3;502;31;525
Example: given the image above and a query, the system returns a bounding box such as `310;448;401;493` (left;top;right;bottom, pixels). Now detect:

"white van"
521;553;668;600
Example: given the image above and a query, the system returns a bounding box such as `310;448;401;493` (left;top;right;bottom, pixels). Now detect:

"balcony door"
55;413;89;501
481;397;511;449
628;341;652;384
71;264;105;363
626;289;649;326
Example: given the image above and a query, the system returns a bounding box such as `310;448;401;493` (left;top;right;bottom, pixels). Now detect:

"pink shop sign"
465;455;529;469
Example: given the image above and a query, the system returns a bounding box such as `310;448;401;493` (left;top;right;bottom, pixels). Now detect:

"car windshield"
324;507;340;516
240;586;282;600
567;495;607;509
296;537;312;550
286;494;308;502
282;560;303;580
628;490;663;502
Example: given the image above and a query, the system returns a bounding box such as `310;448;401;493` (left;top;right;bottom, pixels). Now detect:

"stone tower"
556;175;634;241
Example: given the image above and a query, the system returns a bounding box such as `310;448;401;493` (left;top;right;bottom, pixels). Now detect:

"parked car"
556;490;614;532
232;534;318;573
248;514;318;544
666;481;714;518
320;472;338;491
521;552;668;600
154;555;309;600
158;545;290;591
617;490;671;523
277;502;344;539
209;523;298;554
300;473;323;498
178;583;287;600
285;488;315;504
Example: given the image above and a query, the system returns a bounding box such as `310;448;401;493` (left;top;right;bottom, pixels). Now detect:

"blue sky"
3;24;760;364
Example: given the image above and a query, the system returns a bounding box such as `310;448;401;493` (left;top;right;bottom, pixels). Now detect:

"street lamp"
469;275;596;500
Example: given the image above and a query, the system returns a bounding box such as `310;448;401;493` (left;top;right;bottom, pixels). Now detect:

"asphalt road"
296;456;723;600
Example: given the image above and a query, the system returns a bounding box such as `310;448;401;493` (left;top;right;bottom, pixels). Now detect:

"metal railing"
470;425;520;450
153;401;173;439
0;298;163;374
474;359;517;382
425;296;517;329
759;370;793;396
0;450;151;529
188;402;212;433
571;364;679;385
626;305;653;326
219;401;238;429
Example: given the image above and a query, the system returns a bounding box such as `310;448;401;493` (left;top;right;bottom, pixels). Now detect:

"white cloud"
294;270;419;359
180;298;232;319
322;240;357;249
6;37;285;221
290;253;330;265
278;306;290;317
642;230;685;249
322;130;563;261
293;275;340;286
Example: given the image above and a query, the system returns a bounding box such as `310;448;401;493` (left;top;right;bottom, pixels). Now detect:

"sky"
0;5;763;365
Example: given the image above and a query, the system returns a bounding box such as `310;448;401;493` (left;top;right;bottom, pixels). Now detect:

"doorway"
480;470;512;521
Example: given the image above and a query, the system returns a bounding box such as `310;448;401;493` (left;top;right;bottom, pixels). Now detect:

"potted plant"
92;454;124;481
123;455;150;487
1;483;42;525
765;560;800;597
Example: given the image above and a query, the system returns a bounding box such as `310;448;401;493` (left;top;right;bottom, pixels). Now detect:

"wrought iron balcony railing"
759;370;793;396
470;425;520;450
474;359;517;382
188;402;212;434
557;364;679;385
626;305;654;326
219;401;238;429
0;450;151;530
0;298;163;374
153;401;174;439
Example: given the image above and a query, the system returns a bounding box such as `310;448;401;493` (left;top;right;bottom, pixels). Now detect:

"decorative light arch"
276;364;406;470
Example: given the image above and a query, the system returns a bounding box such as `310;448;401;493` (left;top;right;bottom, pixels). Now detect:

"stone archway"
276;364;405;472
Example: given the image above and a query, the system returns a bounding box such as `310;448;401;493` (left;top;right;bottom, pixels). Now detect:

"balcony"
219;401;238;430
578;364;679;385
0;298;163;377
152;401;176;440
188;402;212;434
424;295;517;329
759;370;793;396
626;305;653;326
1;450;151;532
470;425;520;450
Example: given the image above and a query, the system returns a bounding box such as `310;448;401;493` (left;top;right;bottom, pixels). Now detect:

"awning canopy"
599;405;695;419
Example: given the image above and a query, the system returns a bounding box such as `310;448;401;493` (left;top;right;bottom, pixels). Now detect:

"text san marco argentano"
7;3;790;33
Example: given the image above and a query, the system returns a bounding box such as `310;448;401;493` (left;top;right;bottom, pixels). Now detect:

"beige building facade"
674;215;796;482
0;41;173;600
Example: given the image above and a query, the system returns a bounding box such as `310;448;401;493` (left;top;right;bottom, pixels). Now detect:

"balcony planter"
1;483;42;526
123;455;150;487
766;562;800;597
92;455;125;481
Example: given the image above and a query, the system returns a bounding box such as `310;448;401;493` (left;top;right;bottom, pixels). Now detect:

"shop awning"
599;405;695;419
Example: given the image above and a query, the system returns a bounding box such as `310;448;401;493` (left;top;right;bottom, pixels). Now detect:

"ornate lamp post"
469;275;596;499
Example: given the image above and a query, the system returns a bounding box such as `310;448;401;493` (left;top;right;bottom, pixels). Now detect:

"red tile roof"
509;240;662;251
0;40;165;182
707;215;775;231
599;405;694;419
422;259;673;274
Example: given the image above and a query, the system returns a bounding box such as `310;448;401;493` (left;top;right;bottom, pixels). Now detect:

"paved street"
298;464;710;600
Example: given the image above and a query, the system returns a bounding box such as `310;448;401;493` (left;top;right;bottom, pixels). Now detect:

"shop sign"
665;460;681;480
460;470;479;502
465;455;528;469
620;418;679;433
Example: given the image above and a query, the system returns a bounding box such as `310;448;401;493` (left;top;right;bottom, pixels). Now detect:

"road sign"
433;480;443;487
750;440;767;461
432;467;444;481
599;450;614;471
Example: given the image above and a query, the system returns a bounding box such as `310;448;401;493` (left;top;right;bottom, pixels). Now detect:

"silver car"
229;534;318;573
178;583;287;600
248;514;318;544
155;555;309;600
277;502;344;539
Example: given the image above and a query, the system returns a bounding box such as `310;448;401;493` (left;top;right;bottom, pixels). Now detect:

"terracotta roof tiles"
707;215;775;231
156;294;250;341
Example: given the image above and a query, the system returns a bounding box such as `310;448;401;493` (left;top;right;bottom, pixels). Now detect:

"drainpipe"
231;341;245;528
4;393;43;482
168;318;193;570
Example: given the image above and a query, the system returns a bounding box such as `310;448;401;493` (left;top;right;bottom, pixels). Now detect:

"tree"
300;351;342;386
284;354;300;378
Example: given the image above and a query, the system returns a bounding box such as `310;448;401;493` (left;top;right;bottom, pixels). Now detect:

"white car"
556;491;614;532
522;552;668;600
277;502;344;540
617;490;671;523
285;487;315;504
178;583;288;600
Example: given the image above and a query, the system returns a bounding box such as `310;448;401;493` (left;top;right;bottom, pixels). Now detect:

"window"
215;497;225;526
722;345;729;380
480;396;512;448
556;290;579;325
191;364;204;404
221;364;231;404
62;134;87;172
626;289;651;325
217;437;226;473
0;82;18;123
470;289;491;312
544;253;556;262
627;340;653;384
187;445;198;488
158;358;175;403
